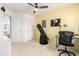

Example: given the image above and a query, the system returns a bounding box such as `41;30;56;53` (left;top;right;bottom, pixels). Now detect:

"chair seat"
59;42;74;47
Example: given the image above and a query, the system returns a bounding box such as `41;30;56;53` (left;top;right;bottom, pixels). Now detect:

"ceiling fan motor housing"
35;3;38;8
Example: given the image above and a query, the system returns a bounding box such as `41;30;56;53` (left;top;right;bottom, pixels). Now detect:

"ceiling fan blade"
39;6;48;8
28;3;34;7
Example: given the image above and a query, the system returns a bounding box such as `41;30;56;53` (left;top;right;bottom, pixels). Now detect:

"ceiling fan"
1;6;6;12
28;3;48;13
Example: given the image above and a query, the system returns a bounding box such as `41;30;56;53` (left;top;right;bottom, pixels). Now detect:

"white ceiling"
37;3;72;13
0;3;34;13
0;3;72;14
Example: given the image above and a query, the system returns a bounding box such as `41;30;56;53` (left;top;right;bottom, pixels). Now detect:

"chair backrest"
59;31;74;44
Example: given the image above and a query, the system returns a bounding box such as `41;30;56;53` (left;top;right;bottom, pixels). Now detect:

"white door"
11;14;35;42
0;15;10;40
0;15;11;56
21;14;34;42
11;16;22;42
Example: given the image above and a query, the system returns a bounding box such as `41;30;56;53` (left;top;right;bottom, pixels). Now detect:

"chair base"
58;47;76;56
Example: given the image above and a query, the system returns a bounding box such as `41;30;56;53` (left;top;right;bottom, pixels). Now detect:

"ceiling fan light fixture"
34;8;39;11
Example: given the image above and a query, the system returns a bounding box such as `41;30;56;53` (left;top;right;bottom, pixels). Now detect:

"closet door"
11;16;22;42
0;15;10;40
0;15;11;56
0;20;3;40
21;14;34;42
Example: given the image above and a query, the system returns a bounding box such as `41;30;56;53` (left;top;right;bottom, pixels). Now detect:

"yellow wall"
34;4;79;49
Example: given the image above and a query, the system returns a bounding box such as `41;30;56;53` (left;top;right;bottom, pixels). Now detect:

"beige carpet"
11;40;79;56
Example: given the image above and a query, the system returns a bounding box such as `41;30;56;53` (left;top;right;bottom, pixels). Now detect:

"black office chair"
58;31;75;56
